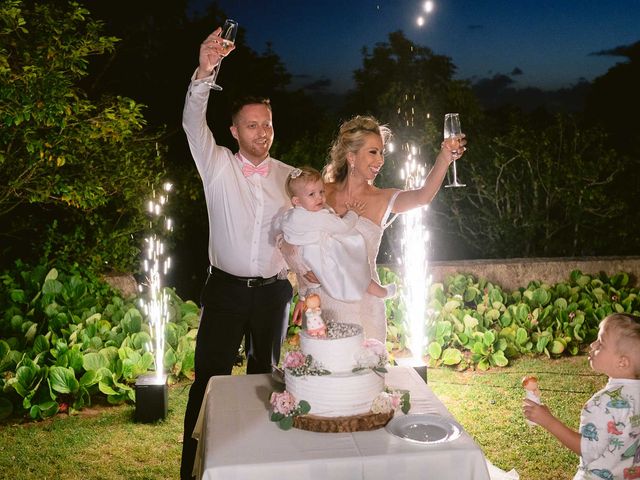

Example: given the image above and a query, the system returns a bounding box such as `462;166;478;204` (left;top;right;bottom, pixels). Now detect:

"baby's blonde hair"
285;166;322;201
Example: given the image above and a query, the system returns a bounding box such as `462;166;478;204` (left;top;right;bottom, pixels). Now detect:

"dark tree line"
2;0;638;300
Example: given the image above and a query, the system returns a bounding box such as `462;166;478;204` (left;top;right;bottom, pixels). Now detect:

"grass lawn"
429;355;607;480
0;356;605;479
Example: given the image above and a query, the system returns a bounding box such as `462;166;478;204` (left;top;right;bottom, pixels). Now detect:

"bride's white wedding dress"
306;192;400;342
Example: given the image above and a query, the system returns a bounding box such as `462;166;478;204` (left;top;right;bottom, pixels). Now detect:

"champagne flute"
443;113;466;188
205;19;238;91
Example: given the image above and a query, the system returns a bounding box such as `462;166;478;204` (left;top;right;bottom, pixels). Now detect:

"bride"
288;115;466;342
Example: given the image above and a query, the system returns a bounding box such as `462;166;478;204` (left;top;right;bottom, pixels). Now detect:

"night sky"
192;0;640;93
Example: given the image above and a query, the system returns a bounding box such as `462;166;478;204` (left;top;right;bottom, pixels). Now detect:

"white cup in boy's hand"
522;375;541;426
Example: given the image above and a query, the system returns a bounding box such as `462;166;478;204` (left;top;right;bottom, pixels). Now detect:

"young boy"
280;166;395;303
523;313;640;479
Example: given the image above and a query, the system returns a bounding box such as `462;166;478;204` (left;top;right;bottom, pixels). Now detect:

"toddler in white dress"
280;166;395;303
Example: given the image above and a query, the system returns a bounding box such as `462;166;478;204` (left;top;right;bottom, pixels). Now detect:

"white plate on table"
386;414;462;444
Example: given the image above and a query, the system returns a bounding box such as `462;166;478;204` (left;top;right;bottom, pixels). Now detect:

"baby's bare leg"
366;280;396;299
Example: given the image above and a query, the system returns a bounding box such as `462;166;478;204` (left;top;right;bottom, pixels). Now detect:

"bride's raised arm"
391;135;466;214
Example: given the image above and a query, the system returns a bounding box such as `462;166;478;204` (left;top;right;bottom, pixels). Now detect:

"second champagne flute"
443;113;466;188
205;19;238;91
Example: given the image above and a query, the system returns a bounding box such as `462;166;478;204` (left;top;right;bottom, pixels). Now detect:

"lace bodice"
309;191;400;341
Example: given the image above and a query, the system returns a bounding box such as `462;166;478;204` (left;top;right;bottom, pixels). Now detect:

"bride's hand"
440;134;467;164
345;200;366;216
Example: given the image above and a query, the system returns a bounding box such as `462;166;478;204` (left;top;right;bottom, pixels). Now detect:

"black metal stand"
134;373;168;423
413;365;428;384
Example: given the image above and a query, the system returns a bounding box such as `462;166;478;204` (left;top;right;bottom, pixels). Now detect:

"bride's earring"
350;163;355;176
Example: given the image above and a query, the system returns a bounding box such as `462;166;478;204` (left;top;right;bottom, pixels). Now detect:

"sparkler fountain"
396;144;431;382
134;181;174;423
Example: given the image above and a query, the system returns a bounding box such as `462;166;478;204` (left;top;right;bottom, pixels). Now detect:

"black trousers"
180;270;292;479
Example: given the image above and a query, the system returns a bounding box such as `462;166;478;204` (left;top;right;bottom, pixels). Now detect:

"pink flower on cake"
270;391;297;415
283;351;306;369
356;348;380;369
371;392;393;414
363;338;387;357
269;391;311;430
371;390;411;415
390;391;402;410
354;338;389;372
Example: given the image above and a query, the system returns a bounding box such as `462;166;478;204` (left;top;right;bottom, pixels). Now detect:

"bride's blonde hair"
323;115;392;183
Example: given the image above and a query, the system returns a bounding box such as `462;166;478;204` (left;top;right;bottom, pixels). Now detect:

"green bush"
421;270;638;370
286;267;640;371
0;0;166;273
0;262;198;421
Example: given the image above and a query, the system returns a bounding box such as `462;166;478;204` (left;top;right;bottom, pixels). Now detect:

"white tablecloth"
193;366;491;480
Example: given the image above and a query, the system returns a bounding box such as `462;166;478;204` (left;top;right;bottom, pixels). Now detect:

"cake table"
192;366;491;480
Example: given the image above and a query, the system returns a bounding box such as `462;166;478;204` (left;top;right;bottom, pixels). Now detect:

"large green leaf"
24;322;37;342
79;370;100;388
442;348;463;365
33;335;50;355
488;288;504;305
83;352;109;371
29;401;59;420
536;336;550;353
427;341;442;360
10;289;25;303
550;340;566;355
463;287;479;303
0;340;10;359
131;331;152;350
554;298;568;310
515;327;528;345
49;366;79;394
530;288;551;307
443;299;462;313
121;308;143;334
15;364;38;392
483;330;496;346
64;348;85;373
610;272;629;288
98;379;118;396
44;269;59;282
42;279;63;296
491;351;509;367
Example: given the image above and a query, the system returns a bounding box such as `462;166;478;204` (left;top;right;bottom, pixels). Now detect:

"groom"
180;27;294;479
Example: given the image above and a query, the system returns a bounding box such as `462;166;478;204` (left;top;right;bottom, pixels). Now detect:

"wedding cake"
285;322;385;417
270;294;407;432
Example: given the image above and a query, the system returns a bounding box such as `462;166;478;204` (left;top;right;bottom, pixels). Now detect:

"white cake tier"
285;370;384;417
300;324;363;373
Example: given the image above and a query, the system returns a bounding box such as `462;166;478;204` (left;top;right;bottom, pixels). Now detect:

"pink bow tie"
241;162;270;177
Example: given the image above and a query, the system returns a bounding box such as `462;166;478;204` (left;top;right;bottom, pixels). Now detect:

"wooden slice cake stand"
293;410;394;432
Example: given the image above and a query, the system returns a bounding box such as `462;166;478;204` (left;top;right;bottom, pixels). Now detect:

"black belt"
207;265;278;288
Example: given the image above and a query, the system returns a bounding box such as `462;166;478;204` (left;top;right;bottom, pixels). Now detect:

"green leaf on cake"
279;416;294;430
401;392;411;414
298;400;310;415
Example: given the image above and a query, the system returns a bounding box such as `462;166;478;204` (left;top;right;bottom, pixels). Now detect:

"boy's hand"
523;399;582;455
523;399;554;428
